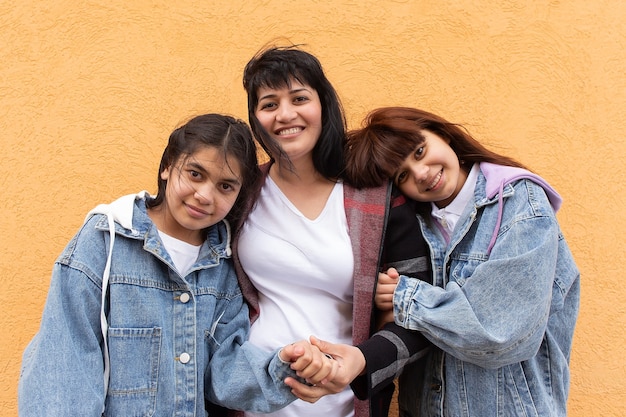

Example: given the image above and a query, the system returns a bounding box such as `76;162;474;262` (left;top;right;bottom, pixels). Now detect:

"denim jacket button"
179;352;191;364
180;292;190;303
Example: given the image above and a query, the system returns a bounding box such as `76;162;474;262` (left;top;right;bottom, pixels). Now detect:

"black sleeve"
350;322;430;400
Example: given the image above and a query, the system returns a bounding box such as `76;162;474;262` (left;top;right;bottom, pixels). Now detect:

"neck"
271;158;327;186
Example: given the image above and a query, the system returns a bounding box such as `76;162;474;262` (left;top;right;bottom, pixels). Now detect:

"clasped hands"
283;268;399;403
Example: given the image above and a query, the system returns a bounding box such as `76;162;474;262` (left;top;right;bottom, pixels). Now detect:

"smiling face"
254;79;323;164
394;129;468;208
153;146;242;245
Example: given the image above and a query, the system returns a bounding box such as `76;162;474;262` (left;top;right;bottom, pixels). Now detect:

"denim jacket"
394;163;580;417
19;193;296;417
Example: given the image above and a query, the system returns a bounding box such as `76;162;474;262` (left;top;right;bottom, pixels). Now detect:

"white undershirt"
158;230;201;276
239;177;355;417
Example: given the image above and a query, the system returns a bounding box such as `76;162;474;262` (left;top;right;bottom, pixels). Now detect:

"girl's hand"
375;267;399;311
279;340;338;386
284;336;366;403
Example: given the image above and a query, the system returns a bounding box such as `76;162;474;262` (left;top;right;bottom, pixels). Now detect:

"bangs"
377;128;425;177
250;70;310;102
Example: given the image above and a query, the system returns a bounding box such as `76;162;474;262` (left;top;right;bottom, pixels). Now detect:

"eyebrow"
258;87;311;102
221;177;242;187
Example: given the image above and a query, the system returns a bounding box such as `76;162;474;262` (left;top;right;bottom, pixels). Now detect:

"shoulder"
53;214;111;286
512;178;556;216
480;162;561;212
63;214;110;256
344;181;390;210
481;178;557;225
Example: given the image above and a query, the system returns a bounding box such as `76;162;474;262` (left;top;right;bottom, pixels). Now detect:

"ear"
160;166;171;181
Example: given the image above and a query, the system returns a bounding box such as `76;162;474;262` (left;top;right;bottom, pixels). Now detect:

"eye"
414;146;425;159
258;101;276;111
218;182;240;194
395;171;408;185
294;95;310;104
188;170;202;181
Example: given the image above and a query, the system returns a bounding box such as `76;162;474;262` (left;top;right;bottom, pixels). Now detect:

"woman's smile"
276;126;303;136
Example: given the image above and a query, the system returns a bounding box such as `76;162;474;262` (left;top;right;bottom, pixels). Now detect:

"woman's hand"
284;336;366;403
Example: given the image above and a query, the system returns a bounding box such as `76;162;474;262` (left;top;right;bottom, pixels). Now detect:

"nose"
194;183;215;204
410;163;429;183
275;102;297;123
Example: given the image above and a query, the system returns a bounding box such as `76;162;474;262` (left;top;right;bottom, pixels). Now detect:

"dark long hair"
243;45;347;179
346;107;525;188
147;114;260;230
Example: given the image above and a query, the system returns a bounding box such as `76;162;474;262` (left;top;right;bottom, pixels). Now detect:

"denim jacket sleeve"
394;181;560;369
18;238;108;416
205;290;296;412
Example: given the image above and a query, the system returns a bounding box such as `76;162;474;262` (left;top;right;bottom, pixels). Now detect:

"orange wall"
1;1;625;415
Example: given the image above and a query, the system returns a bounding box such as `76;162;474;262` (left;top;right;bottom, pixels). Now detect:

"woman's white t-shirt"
239;177;355;417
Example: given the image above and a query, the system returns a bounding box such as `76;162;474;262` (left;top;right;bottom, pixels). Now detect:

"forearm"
352;322;430;399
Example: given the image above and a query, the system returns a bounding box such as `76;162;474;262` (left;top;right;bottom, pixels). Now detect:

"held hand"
284;377;338;403
279;340;338;385
311;336;366;386
375;267;399;311
284;336;366;403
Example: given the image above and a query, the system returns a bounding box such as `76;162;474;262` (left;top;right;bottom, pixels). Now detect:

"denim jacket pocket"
105;327;162;417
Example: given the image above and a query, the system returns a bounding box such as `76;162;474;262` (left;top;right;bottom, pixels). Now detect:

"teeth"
278;127;301;135
427;171;442;190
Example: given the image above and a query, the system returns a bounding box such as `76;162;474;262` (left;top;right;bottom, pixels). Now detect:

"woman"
232;46;429;417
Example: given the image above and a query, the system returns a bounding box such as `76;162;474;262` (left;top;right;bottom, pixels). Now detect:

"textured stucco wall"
1;1;625;415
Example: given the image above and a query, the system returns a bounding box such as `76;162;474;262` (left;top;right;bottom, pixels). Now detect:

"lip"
275;126;303;136
425;169;443;191
185;203;210;218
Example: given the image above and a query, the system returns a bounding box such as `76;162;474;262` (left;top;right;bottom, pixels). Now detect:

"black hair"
243;45;347;179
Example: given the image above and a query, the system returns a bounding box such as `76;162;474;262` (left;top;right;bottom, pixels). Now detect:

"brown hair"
345;107;525;188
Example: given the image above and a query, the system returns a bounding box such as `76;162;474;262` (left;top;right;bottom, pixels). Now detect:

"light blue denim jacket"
394;163;580;417
18;193;296;417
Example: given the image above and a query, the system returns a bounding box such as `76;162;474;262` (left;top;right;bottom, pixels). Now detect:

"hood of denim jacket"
479;162;562;255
